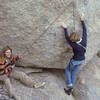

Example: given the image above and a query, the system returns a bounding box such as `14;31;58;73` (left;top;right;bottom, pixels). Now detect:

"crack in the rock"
31;1;73;45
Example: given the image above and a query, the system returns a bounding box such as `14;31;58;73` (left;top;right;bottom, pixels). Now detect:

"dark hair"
70;32;80;42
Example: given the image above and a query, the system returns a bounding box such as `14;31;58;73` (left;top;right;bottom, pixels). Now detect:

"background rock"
0;0;100;69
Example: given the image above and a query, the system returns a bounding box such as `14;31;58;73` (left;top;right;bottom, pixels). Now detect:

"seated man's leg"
11;70;45;88
11;70;34;87
1;75;20;99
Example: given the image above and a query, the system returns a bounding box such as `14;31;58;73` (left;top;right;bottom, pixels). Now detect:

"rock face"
73;55;100;100
0;0;100;68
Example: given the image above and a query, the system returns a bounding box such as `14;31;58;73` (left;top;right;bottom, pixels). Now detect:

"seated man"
0;46;45;100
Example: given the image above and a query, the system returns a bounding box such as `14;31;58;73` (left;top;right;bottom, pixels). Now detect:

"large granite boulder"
0;0;100;68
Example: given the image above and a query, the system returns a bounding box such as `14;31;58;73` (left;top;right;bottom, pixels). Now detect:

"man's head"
70;32;81;42
5;49;12;58
0;46;12;59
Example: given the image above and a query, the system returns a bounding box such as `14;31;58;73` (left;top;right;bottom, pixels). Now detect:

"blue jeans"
65;59;84;88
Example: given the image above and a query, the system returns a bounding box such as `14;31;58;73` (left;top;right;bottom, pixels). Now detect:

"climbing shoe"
64;88;73;95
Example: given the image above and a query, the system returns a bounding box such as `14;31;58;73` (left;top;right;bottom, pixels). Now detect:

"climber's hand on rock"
61;23;67;29
80;13;85;21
